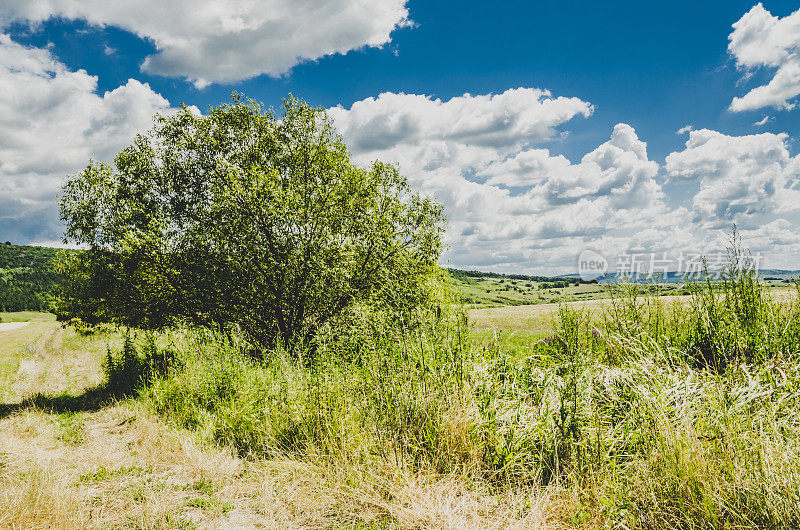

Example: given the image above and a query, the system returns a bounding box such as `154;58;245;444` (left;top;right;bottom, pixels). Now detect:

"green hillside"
447;267;612;306
0;243;66;313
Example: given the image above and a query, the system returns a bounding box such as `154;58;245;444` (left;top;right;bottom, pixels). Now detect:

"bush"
687;236;800;369
103;333;175;396
140;302;474;470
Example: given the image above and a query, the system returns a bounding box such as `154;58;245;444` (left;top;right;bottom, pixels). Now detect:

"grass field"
468;285;799;331
0;320;557;528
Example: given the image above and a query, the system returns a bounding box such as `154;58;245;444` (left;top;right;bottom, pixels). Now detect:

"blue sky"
1;1;800;274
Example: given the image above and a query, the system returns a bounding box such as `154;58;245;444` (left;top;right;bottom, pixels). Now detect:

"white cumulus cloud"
0;0;411;88
484;124;662;212
331;89;800;271
665;128;800;225
329;90;681;272
728;3;800;112
0;34;176;243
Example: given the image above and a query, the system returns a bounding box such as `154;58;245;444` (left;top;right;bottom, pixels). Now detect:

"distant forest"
446;267;597;284
0;244;66;312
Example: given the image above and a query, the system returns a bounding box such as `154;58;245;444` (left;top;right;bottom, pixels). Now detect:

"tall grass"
109;243;800;528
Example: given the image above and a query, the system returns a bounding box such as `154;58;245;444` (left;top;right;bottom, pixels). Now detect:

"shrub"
104;333;175;396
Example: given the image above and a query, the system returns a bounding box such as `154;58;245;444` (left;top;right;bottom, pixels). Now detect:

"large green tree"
59;95;445;352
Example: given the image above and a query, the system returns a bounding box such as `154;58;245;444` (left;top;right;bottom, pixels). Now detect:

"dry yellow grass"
381;477;560;529
0;405;240;528
0;321;564;529
0;404;565;529
468;297;620;333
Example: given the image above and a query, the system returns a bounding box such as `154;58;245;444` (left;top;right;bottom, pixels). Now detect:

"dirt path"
0;322;264;528
1;323;96;402
0;403;262;528
12;326;67;394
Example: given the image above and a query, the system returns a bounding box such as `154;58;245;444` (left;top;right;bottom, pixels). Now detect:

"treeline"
447;267;597;284
0;244;67;312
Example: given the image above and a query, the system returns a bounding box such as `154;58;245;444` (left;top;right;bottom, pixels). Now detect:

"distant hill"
0;243;69;312
448;266;799;307
447;267;614;307
758;269;800;281
447;268;598;284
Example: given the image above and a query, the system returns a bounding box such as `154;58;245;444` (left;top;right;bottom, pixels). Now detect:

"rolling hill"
0;243;67;313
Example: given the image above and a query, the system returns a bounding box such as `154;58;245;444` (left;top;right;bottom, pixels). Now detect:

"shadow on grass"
0;382;137;420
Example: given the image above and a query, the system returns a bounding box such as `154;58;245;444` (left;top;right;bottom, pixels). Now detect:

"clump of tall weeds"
688;231;800;369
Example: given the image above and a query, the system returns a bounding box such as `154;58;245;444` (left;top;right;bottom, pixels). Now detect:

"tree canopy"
59;95;445;352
